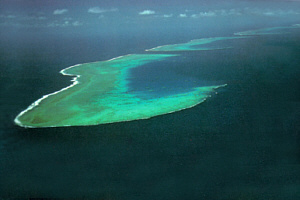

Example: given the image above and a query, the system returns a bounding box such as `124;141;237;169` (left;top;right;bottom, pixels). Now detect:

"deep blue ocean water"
0;27;300;199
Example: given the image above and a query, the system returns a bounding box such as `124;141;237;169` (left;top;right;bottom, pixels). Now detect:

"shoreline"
15;84;227;128
14;54;133;128
15;64;82;128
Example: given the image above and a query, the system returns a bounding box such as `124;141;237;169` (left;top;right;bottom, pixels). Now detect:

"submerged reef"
234;25;299;36
15;25;299;128
15;54;224;128
146;36;247;51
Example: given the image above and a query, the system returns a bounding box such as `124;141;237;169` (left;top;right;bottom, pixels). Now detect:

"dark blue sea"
0;26;299;199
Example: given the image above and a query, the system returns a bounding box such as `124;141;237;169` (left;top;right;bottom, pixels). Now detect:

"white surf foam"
14;54;134;128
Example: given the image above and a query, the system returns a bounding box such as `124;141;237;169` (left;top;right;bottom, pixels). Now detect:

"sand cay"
15;54;225;128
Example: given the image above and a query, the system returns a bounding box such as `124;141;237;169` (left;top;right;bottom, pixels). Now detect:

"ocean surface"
0;26;300;199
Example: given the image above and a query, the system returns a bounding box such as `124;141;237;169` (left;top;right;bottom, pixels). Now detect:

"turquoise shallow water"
13;53;224;128
13;25;299;128
0;26;300;199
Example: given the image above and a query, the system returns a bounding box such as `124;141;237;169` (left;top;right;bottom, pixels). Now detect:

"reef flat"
19;25;300;128
15;25;300;128
15;54;224;128
234;25;300;36
146;36;247;51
